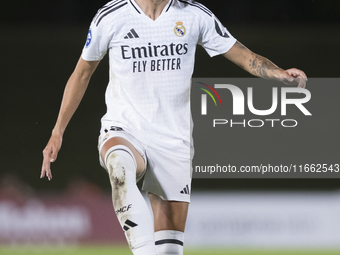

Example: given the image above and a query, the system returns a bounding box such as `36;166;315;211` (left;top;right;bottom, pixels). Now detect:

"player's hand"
279;68;308;88
41;133;63;181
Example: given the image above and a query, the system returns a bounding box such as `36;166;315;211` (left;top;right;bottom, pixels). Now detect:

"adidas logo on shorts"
124;29;139;39
180;185;190;195
123;219;138;231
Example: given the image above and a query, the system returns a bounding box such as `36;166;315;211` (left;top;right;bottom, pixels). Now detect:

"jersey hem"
128;129;192;160
100;120;192;160
81;53;104;62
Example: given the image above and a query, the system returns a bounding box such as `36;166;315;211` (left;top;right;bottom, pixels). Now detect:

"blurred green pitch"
1;246;340;255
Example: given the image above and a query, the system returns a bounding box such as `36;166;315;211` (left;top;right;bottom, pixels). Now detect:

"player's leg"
100;136;157;255
142;147;192;255
149;194;189;255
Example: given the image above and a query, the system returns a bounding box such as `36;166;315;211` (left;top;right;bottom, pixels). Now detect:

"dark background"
1;0;339;192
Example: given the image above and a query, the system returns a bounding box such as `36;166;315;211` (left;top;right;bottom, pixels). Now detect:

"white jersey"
82;0;236;159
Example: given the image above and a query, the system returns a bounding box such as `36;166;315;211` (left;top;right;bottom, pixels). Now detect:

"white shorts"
98;126;192;203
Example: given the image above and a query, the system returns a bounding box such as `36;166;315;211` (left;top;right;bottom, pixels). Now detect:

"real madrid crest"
174;21;186;37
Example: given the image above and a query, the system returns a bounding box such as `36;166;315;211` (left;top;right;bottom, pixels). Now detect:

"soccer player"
40;0;307;254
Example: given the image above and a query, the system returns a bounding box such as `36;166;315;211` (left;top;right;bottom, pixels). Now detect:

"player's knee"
105;146;137;187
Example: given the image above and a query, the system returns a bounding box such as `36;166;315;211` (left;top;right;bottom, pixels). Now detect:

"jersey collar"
128;0;174;17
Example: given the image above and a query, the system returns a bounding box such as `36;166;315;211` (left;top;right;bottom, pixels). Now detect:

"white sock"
155;230;184;255
105;146;157;255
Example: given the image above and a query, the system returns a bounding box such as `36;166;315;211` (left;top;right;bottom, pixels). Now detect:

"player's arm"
41;57;100;180
223;41;307;88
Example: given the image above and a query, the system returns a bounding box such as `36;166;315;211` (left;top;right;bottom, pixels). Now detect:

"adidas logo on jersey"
180;185;190;195
123;219;138;231
124;29;139;39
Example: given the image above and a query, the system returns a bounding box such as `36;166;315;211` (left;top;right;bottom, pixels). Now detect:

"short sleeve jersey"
82;0;236;159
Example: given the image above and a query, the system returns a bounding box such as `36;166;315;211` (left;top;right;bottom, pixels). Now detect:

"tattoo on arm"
234;41;248;50
249;53;282;78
